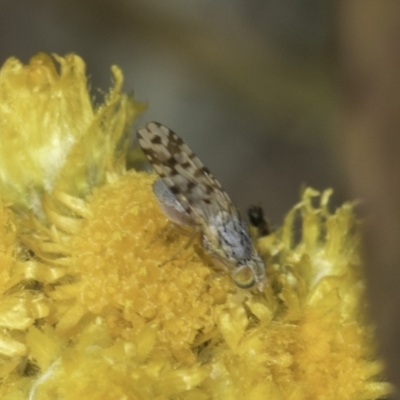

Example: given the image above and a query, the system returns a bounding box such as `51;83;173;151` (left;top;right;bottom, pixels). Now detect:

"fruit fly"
137;122;266;291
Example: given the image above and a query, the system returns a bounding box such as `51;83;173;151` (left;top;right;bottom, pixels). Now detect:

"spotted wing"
137;122;239;224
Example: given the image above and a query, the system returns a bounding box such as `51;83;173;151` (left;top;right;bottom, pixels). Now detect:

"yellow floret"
0;53;144;211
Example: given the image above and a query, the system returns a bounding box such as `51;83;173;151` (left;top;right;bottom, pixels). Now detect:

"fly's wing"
137;122;239;225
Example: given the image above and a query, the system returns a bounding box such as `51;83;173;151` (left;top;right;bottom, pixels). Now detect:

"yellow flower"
0;54;391;400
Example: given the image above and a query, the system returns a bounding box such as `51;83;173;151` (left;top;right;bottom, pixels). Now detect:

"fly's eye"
232;265;255;289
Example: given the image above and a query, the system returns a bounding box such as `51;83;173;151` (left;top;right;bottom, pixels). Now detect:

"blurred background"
0;0;340;225
2;0;400;397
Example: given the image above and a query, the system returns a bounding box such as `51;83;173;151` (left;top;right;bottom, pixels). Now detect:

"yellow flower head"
0;53;143;211
0;54;390;400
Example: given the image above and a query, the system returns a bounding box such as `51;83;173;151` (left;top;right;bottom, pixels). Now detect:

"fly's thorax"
203;211;253;264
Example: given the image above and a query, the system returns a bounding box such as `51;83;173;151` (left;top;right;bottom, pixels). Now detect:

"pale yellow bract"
0;53;391;400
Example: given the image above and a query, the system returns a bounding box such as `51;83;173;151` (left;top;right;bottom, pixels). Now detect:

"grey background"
0;0;341;224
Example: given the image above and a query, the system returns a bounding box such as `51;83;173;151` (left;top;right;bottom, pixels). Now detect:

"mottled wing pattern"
137;122;239;225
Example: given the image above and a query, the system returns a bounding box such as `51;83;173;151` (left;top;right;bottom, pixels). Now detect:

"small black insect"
247;205;271;238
